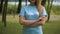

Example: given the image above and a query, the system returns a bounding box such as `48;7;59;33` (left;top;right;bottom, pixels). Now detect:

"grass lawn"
43;21;60;34
0;15;60;34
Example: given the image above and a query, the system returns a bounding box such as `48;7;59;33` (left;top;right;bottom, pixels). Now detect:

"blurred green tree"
17;0;21;13
2;0;8;27
47;0;53;21
0;0;4;13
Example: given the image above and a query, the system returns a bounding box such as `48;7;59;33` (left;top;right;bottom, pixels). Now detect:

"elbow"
41;21;45;25
19;19;24;25
19;20;28;26
19;18;25;25
19;20;25;25
19;16;26;25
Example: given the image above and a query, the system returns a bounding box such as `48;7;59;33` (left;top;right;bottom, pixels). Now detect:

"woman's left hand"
39;16;45;21
38;16;46;25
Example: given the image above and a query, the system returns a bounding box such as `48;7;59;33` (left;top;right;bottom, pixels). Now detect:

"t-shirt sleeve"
19;7;26;17
42;7;47;17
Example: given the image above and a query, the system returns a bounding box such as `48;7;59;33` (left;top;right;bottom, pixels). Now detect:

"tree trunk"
50;0;53;10
41;0;46;6
0;0;4;13
17;0;22;13
2;0;8;27
47;0;53;22
47;0;50;22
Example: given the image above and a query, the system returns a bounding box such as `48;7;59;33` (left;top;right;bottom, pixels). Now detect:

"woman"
19;0;47;34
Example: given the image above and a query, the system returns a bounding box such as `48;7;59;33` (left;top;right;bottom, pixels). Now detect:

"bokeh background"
0;0;60;34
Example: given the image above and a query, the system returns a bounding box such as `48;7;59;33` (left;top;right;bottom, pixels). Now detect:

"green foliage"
52;5;60;15
7;4;17;14
7;4;25;14
7;4;60;15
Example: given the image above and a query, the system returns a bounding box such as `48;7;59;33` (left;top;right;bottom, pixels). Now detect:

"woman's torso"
22;5;43;34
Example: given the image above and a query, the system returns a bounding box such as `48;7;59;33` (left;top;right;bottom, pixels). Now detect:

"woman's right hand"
35;17;45;26
29;17;45;26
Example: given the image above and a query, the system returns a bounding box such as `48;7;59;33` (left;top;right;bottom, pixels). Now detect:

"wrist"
35;20;40;22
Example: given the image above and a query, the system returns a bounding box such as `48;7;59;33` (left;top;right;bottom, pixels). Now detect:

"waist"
23;26;42;30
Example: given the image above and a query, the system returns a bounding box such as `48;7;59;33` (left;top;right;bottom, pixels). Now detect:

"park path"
0;15;60;23
50;15;60;21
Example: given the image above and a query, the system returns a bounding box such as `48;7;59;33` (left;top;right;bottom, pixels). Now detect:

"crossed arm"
19;16;47;26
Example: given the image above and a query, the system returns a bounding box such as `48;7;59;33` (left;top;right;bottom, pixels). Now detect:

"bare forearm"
30;17;47;26
19;16;39;26
20;20;38;26
30;22;42;26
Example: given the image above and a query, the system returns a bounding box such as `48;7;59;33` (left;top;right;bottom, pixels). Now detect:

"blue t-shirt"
19;5;47;34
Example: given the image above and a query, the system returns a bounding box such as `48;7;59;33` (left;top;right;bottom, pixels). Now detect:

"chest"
25;7;40;20
25;7;39;16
